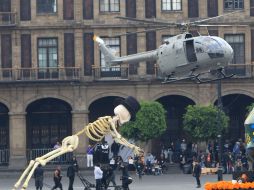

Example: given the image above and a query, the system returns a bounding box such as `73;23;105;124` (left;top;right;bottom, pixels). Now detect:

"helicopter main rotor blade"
109;26;170;37
197;24;249;27
192;6;254;24
115;16;176;25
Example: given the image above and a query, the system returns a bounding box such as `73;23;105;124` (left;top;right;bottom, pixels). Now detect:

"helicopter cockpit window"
185;33;193;39
195;37;224;58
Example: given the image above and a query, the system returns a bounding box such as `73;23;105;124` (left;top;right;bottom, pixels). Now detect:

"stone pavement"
0;171;232;190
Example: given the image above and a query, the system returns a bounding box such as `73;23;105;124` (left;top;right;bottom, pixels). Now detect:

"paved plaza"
0;171;232;190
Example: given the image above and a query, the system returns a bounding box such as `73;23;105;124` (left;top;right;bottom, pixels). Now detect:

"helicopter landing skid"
195;73;235;83
195;69;235;83
162;69;235;84
162;74;200;84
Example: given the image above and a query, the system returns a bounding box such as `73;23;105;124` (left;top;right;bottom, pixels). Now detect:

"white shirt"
94;166;103;179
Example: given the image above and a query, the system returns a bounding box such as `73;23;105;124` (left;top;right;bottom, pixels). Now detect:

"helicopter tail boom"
94;35;158;66
93;35;119;66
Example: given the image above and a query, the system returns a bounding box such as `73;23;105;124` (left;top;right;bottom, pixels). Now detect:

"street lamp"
217;75;223;181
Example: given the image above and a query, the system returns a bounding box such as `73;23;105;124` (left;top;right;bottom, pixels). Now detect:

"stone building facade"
0;0;254;168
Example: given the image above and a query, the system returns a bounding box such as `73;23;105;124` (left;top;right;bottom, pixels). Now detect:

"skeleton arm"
13;135;79;190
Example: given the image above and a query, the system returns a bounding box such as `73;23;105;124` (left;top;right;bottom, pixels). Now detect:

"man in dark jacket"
193;159;202;188
67;164;76;190
34;164;44;190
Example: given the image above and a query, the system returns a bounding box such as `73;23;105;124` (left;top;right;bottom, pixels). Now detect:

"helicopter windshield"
195;37;224;58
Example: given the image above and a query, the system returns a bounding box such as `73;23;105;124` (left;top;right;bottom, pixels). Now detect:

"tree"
120;101;167;142
183;105;229;142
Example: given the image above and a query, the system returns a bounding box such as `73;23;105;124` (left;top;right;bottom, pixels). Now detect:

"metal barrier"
0;149;9;165
27;148;73;164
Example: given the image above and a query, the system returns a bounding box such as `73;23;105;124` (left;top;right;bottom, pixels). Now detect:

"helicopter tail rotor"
93;35;118;66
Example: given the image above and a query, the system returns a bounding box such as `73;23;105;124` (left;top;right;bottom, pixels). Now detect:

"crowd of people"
159;138;249;175
33;138;251;189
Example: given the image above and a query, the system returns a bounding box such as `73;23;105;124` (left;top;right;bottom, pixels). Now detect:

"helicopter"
94;32;233;83
93;10;250;83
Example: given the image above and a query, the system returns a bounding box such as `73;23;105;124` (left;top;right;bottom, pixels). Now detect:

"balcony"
0;12;17;26
92;65;129;81
0;67;81;82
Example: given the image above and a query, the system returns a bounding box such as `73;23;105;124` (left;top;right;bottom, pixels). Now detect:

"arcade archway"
26;98;72;149
0;103;9;165
156;95;195;148
0;103;9;149
214;94;254;141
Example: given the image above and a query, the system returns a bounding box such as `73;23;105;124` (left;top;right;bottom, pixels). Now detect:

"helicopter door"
184;40;197;63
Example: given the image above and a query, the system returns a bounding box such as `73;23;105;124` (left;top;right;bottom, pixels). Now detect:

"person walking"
51;166;63;190
193;159;202;188
87;144;94;167
67;164;76;190
94;163;103;190
34;164;44;190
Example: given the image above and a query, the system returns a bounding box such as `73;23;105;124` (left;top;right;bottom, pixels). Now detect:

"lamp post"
217;75;223;181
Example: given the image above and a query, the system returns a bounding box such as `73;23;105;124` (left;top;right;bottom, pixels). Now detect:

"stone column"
72;110;89;168
8;112;27;169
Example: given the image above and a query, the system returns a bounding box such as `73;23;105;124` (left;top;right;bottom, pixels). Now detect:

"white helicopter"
94;12;247;83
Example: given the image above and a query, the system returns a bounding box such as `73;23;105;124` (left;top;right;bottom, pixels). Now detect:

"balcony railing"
0;149;9;166
27;148;73;164
0;12;17;26
92;65;129;80
0;67;81;82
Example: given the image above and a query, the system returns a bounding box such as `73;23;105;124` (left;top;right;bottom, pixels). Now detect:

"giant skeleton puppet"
13;96;142;190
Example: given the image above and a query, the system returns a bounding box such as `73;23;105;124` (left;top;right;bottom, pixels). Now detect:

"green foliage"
120;101;167;142
183;105;229;142
246;103;254;115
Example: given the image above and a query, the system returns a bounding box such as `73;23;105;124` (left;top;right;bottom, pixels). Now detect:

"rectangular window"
63;0;74;20
37;0;57;14
188;0;199;18
83;0;93;19
84;33;94;76
225;34;245;64
100;37;120;77
126;0;136;18
224;0;243;10
145;0;156;18
99;0;120;12
21;34;32;78
127;34;138;75
250;0;254;16
225;34;245;76
37;38;58;79
1;34;12;78
20;0;31;21
161;0;182;11
64;33;75;77
207;0;218;17
146;31;156;75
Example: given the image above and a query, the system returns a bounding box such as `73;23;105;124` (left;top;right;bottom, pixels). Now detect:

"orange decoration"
204;181;254;190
